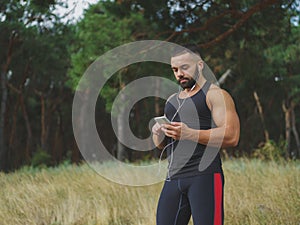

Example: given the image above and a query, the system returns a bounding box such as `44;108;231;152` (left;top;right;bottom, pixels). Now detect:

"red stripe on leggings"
214;173;222;225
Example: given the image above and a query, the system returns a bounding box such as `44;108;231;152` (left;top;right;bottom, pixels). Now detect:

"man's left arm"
162;89;240;147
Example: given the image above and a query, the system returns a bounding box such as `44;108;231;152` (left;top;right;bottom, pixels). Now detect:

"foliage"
264;25;300;100
1;0;300;170
253;139;286;161
68;3;156;89
0;0;75;170
30;147;52;168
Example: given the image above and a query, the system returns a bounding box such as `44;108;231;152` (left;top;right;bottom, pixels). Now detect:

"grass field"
0;159;299;225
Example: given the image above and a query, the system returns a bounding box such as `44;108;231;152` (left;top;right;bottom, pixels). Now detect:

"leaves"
1;0;300;169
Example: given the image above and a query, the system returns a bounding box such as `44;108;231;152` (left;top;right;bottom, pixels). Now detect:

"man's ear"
198;60;204;70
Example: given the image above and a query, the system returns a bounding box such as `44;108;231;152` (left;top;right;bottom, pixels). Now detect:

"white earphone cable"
158;84;195;181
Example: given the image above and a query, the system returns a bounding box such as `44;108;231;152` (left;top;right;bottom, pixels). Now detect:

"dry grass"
224;159;299;225
0;159;299;225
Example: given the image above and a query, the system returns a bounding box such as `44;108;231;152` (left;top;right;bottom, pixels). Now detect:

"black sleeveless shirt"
164;81;223;179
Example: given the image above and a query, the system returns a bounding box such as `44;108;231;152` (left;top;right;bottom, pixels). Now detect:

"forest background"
0;0;300;171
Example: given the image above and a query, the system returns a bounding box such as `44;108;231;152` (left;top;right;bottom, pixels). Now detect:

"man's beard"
177;66;199;89
178;77;196;89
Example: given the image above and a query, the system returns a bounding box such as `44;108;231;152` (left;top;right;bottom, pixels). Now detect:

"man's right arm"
152;123;167;150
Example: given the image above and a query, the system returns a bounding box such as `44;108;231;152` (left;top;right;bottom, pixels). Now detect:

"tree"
0;0;73;170
1;0;299;170
69;2;164;160
265;25;300;158
70;0;300;160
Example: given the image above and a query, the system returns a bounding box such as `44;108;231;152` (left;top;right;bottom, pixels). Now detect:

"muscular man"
152;46;240;225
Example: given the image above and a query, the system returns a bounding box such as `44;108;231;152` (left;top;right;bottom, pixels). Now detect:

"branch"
155;9;242;40
6;82;20;94
2;31;19;73
34;88;43;97
55;2;78;21
155;0;278;48
199;0;278;48
217;69;232;86
6;61;31;94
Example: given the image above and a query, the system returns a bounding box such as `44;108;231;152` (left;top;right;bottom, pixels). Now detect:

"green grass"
0;159;299;225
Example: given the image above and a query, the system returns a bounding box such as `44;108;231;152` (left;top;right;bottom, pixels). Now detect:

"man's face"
171;52;201;89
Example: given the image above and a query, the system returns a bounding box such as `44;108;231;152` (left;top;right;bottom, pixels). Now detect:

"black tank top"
164;81;222;179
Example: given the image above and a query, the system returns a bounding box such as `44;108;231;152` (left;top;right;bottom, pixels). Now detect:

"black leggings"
156;173;224;225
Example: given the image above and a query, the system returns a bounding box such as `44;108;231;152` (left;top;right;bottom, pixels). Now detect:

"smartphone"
154;115;171;125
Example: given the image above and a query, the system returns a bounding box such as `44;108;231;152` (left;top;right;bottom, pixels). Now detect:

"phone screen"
154;116;171;125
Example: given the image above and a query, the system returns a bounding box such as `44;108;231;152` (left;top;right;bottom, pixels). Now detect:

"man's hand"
152;122;164;136
162;122;192;140
152;122;167;149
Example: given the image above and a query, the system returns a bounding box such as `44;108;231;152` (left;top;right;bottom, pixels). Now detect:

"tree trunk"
6;84;21;152
290;102;300;158
77;89;93;161
282;100;291;158
154;78;161;116
7;61;31;164
20;96;32;162
117;90;126;161
0;70;8;170
253;91;269;142
153;78;161;158
0;31;17;170
34;90;48;151
8;96;20;162
52;107;65;163
41;94;47;150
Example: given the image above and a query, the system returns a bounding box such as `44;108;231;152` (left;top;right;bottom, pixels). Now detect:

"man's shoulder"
166;93;177;102
207;83;223;96
207;84;230;96
207;84;234;105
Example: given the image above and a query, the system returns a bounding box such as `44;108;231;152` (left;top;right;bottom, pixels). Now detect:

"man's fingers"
152;123;163;135
163;122;181;129
170;122;182;126
163;127;180;140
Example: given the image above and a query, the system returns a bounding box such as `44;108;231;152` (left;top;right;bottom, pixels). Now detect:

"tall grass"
0;159;299;225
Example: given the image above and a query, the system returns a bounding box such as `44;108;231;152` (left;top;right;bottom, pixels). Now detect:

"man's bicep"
210;90;238;128
208;89;240;146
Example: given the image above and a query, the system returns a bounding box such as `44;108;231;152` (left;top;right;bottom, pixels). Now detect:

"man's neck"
183;77;206;94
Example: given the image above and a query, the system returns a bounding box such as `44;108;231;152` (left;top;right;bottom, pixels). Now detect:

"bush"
31;147;52;168
253;139;286;161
